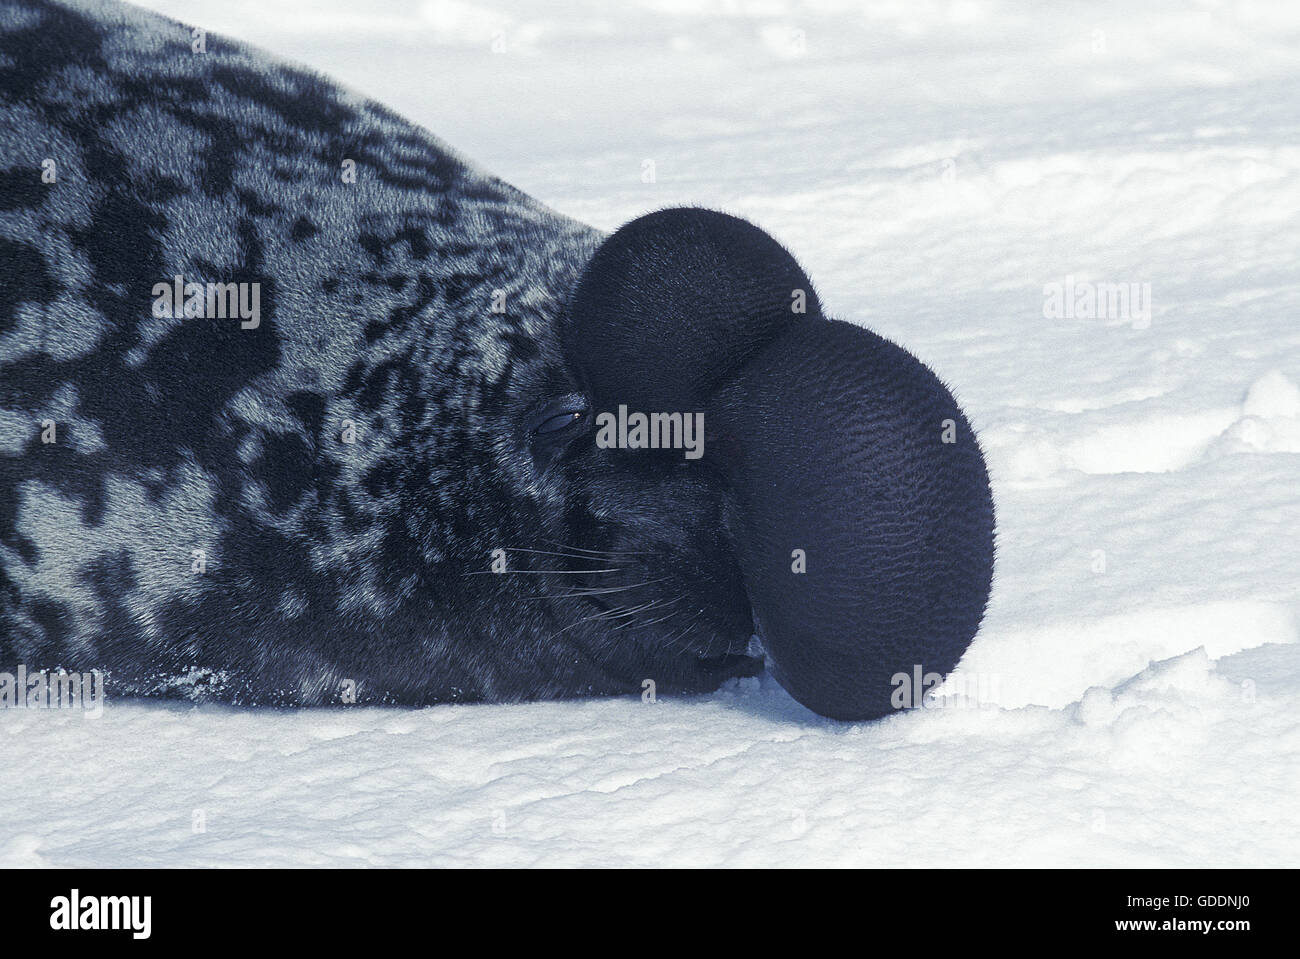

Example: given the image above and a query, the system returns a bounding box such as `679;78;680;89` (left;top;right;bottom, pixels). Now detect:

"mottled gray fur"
0;0;760;704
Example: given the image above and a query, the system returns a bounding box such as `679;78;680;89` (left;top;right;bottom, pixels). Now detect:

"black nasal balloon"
709;317;996;720
565;207;822;413
564;207;995;721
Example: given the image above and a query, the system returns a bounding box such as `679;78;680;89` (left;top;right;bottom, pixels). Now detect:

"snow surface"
3;0;1298;867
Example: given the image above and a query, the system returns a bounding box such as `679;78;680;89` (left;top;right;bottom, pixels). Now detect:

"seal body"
0;0;734;704
1;0;994;718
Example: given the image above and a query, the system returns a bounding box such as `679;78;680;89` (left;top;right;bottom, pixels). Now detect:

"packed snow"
3;0;1298;867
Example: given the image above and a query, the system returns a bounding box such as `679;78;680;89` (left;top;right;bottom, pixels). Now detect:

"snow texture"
2;0;1298;867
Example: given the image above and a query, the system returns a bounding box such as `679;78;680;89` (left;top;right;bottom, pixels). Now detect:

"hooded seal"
0;0;994;719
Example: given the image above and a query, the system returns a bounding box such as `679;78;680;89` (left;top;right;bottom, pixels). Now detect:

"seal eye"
536;410;584;434
527;393;590;440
